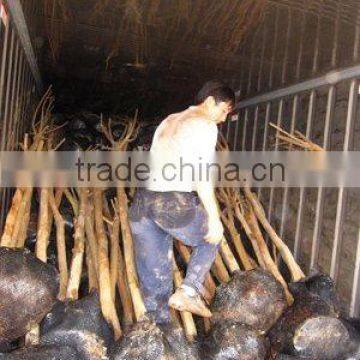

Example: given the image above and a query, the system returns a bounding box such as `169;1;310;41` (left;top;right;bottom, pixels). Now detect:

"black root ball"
40;291;112;360
0;345;79;360
276;355;302;359
299;272;340;314
0;247;59;343
203;320;269;360
211;269;287;333
111;320;200;360
292;316;350;359
269;281;341;358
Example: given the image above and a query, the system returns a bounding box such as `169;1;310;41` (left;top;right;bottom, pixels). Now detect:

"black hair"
195;80;235;107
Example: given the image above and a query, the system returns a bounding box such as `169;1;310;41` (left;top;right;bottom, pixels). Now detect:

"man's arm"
182;117;223;244
196;173;223;245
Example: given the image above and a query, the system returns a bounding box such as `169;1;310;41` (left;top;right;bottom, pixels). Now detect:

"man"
129;81;235;323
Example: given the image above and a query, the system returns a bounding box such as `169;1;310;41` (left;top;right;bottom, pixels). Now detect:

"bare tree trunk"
116;236;134;326
12;189;33;248
221;211;255;270
35;188;51;262
110;210;120;302
94;189;122;339
86;242;98;291
212;253;230;283
117;187;147;321
66;189;86;300
17;197;32;249
233;205;267;270
48;189;68;300
219;238;240;273
243;188;305;281
0;189;23;247
84;196;99;281
245;205;293;304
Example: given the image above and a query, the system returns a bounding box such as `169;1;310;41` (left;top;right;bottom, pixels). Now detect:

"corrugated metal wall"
224;0;360;316
0;0;42;232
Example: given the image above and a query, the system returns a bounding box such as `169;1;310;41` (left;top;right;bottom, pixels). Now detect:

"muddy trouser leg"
159;204;219;298
130;217;174;324
181;242;218;297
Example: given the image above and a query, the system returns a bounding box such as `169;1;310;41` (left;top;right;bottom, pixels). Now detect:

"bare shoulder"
181;116;216;133
154;108;216;140
154;112;183;139
160;107;204;127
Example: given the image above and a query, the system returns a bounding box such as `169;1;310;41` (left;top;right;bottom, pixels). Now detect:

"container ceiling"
22;0;360;115
27;0;265;83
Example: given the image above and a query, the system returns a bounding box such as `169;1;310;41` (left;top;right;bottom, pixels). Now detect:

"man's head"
195;81;235;123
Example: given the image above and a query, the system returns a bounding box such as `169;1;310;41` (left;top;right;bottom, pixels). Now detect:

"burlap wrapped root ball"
202;320;269;360
0;247;59;344
211;269;287;333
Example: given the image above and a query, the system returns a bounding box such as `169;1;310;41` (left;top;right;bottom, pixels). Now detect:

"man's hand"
204;216;224;245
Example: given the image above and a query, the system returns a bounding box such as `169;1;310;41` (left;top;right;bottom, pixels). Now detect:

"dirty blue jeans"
129;189;219;324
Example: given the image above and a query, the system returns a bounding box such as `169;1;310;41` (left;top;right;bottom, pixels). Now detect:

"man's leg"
161;201;218;296
182;241;219;297
170;229;219;298
154;201;219;316
130;216;174;324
